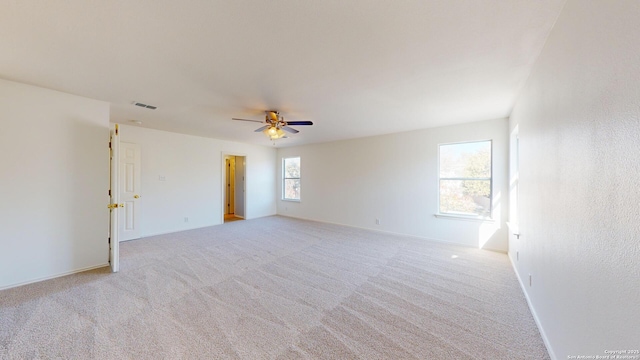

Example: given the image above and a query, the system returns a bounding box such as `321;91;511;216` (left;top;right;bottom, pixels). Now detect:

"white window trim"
434;213;495;223
436;139;493;220
282;156;301;201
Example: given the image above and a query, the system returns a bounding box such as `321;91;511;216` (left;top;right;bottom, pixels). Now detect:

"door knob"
134;195;141;199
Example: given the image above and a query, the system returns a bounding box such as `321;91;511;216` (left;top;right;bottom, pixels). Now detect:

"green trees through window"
283;157;300;200
439;141;492;217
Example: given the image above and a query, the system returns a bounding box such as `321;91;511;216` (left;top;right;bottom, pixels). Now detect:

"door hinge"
108;237;111;244
109;141;112;149
108;189;111;196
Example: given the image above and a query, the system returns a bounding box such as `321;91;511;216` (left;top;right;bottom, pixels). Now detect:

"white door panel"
235;156;245;218
119;142;141;241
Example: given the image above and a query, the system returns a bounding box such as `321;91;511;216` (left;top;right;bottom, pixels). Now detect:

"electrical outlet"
184;217;189;223
159;175;166;181
375;218;380;225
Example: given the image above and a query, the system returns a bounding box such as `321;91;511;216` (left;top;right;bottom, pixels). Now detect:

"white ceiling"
1;0;565;147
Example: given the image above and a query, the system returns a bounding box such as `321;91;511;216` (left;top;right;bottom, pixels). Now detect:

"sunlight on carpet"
0;216;548;359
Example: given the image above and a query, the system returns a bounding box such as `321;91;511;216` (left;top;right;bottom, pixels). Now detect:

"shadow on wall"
478;190;502;250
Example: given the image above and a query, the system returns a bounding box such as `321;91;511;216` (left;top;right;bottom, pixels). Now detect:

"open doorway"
223;154;246;223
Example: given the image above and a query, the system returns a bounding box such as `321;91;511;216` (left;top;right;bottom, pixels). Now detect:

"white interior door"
225;158;231;215
109;125;120;272
228;157;235;214
119;142;141;241
234;156;245;218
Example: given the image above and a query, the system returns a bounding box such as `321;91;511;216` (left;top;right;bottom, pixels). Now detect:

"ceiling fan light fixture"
263;126;286;140
233;110;313;140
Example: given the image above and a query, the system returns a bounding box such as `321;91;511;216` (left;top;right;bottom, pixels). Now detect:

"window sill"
434;213;494;223
281;199;300;203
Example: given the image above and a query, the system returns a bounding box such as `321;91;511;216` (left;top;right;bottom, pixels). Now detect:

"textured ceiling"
0;0;565;147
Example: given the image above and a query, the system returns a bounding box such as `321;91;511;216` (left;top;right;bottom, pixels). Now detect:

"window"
509;127;519;226
439;140;492;217
283;157;301;200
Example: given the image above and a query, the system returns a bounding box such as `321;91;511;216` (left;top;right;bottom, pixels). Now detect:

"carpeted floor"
0;216;549;359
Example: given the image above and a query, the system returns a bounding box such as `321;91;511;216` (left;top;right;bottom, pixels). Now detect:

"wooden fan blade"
286;121;313;126
232;118;264;123
282;126;299;134
254;125;270;132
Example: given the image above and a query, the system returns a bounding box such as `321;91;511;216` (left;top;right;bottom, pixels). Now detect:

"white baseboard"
276;214;507;253
133;213;275;239
508;253;556;360
136;223;222;239
0;263;109;291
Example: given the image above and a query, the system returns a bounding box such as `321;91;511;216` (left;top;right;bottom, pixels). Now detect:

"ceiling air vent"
132;101;157;110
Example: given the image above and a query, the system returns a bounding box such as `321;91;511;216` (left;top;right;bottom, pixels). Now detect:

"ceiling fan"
232;110;313;140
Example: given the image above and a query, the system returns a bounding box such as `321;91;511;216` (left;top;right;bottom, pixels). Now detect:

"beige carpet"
0;216;549;359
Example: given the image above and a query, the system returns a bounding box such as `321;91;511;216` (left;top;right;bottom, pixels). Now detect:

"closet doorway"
223;154;246;223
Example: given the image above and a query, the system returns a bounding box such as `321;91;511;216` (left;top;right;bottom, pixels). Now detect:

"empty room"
1;1;638;359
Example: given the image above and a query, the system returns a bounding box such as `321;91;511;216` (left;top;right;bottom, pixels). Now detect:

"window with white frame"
283;157;301;200
438;140;492;217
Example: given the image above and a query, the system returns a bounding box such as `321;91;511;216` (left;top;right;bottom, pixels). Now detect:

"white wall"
277;118;509;251
509;1;640;358
0;78;110;289
119;125;276;237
